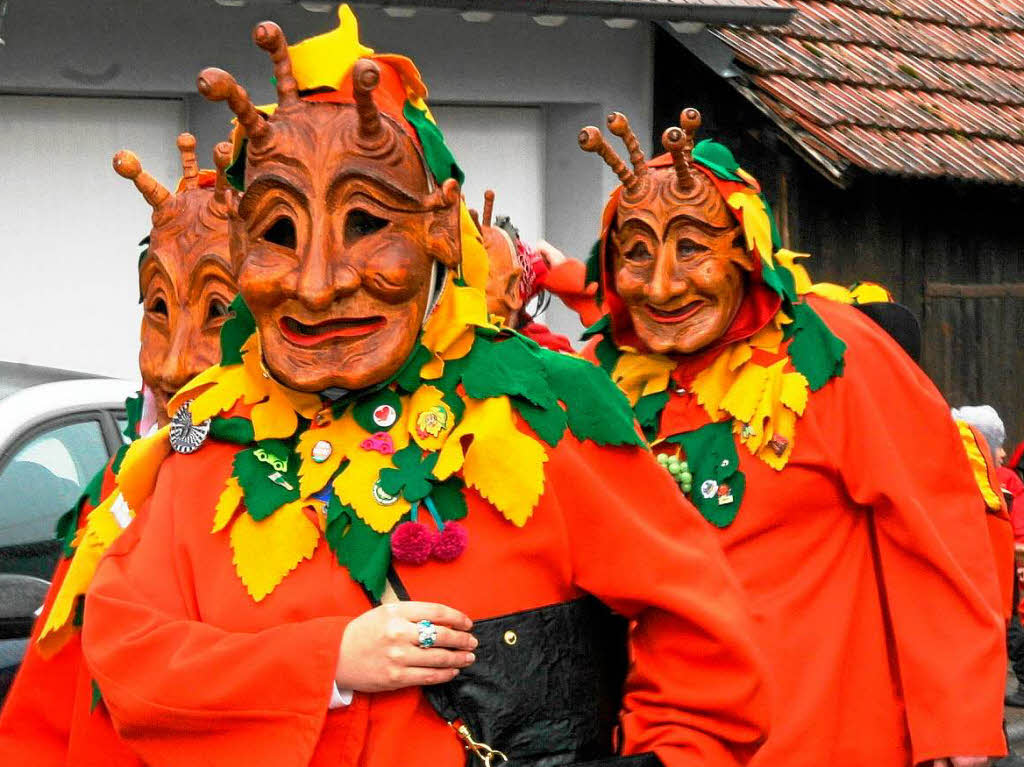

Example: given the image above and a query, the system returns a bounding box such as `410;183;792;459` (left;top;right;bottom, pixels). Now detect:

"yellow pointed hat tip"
288;3;375;92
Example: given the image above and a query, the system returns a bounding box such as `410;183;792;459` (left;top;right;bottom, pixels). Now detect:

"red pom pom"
391;522;435;565
431;521;468;562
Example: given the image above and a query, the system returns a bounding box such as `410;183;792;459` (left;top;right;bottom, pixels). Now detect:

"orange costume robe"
549;257;1006;765
0;462;142;767
79;430;770;767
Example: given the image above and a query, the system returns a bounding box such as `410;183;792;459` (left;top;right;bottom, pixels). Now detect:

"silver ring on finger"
417;619;438;649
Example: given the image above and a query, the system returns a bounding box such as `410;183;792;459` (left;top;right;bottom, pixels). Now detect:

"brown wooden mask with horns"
197;22;462;393
580;109;756;355
473;190;524;324
115;135;238;425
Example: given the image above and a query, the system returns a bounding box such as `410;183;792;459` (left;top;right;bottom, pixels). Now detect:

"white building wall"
0;1;653;374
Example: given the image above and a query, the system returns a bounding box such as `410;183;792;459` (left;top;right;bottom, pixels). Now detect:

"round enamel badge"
372;404;397;428
372;481;399;506
169;401;210;454
700;479;719;500
311;440;333;463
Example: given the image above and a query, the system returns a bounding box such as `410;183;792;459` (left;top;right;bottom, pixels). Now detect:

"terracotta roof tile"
711;0;1024;183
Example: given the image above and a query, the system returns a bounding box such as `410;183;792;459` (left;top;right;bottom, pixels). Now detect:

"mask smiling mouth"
645;300;705;324
279;315;387;346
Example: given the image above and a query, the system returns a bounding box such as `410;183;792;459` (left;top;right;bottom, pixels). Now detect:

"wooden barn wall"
655;28;1024;445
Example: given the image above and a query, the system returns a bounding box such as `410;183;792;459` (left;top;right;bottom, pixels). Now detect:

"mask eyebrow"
187;254;235;302
139;252;173;300
328;171;422;210
666;213;735;235
239;174;308;219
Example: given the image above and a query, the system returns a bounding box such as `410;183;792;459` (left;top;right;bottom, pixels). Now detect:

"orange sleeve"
547;437;770;767
539;259;605;329
819;301;1006;762
80;458;351;767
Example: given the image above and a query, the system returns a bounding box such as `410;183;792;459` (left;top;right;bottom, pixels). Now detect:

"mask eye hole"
624;243;652;263
345;209;389;243
147;297;168;317
261;216;297;249
207;298;230;323
676;238;706;260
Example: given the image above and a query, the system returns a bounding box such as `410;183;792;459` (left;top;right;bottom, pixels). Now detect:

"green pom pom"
656;453;669;465
680;471;692;484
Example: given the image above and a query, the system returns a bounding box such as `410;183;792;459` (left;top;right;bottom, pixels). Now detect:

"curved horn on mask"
212;141;234;209
482;189;495;229
662;108;702;194
196;68;270;146
253;22;300;109
352;58;386;145
607;112;646;191
177;133;199;191
112;150;170;209
578;126;637;191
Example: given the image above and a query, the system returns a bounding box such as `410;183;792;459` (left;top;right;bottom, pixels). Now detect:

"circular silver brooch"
169;401;211;454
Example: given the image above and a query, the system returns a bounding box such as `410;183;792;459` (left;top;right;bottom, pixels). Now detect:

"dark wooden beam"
926;282;1024;299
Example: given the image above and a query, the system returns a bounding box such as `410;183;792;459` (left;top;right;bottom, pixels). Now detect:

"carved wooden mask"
114;135;238;425
197;23;462;393
475;190;524;324
580;110;756;355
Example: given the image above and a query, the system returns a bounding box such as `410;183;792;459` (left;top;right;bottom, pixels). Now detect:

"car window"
0;420;109;547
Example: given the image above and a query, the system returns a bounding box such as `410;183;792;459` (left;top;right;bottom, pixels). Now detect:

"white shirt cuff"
329;682;354;709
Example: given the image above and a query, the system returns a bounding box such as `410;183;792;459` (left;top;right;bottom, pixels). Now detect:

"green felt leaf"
123;392;143;440
136;236;151;295
512;397;567;447
430;478;468;521
379;446;439;503
402;102;465;186
667;421;745;527
353;389;403;434
210;417;256;445
325;494;391;599
542;351;643;447
220;296;257;366
110;444;129;475
226;139;247;192
56;462;110;554
761;260;797;303
90;680;103;713
762;193;783;251
692;140;744;183
233;440;300;521
593;336;620;375
785;303;847;391
459;335;557;410
634;390;669;442
393;344;432;393
581;314;611;341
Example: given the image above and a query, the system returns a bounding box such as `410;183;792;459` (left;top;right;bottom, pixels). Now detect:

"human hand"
535;239;568;268
336;602;477;692
929;757;990;767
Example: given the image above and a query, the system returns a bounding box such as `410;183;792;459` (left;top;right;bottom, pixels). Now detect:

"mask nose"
647;245;683;306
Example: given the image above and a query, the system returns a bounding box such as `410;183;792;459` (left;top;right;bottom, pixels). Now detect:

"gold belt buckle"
450;722;509;767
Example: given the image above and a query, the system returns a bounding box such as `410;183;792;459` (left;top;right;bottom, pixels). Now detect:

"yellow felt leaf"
297;416;368;498
38;491;129;655
230;500;321;602
117;426;172;510
459;398;548;527
408;385;455;451
719;361;774;425
757;407;796;471
727;191;773;262
213;477;244;533
460;201;490;292
749;323;784;353
807;282;855;304
611;353;675;405
333;448;411;533
774;249;814;295
168;364;224;418
779;371;810;416
422;277;492;364
850;282;893;304
692;352;734;417
726;340;753;371
287;4;374;92
250;395;299;441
